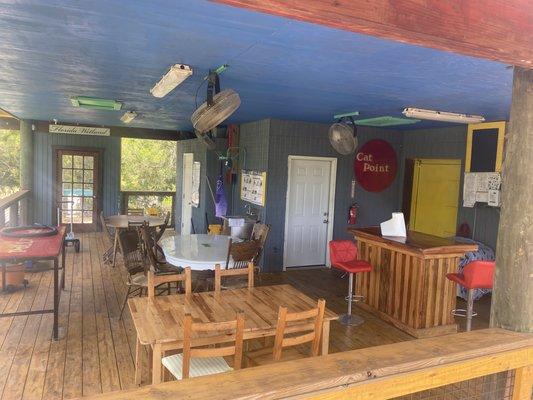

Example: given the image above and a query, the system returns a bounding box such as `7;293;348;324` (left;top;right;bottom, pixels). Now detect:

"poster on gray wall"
241;170;266;206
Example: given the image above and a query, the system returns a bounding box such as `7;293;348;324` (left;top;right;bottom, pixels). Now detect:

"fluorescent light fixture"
402;107;485;124
70;96;122;110
120;111;137;124
355;116;420;127
151;64;193;98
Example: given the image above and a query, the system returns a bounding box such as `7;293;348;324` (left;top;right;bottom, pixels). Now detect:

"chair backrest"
117;229;146;276
214;262;254;293
99;211;114;241
182;312;245;379
226;240;261;269
127;208;144;216
463;261;495;289
154;212;170;242
251;223;270;248
140;221;164;270
272;298;326;361
147;267;191;297
329;240;358;265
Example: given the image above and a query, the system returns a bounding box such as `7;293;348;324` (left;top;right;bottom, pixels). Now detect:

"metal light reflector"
402;107;485;124
70;96;122;110
120;111;137;124
151;64;193;98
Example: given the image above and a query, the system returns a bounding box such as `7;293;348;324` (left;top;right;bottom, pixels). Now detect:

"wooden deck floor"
0;232;490;399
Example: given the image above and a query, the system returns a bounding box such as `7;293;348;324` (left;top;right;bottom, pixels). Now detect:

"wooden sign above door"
354;139;397;192
49;124;110;136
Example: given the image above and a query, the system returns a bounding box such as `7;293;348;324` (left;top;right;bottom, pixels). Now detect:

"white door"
181;153;193;234
284;157;335;268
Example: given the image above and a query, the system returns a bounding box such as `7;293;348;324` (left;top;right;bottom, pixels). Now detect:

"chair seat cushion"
446;272;491;289
162;353;232;380
332;260;372;273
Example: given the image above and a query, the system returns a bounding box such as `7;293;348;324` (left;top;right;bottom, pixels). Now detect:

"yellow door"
409;159;461;238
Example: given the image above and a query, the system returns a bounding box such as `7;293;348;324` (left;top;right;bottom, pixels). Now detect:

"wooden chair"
118;228;148;319
154;211;171;242
250;223;270;259
225;239;261;269
147;267;191;298
127;208;144;216
245;299;326;367
100;211;115;264
141;221;192;297
161;313;245;380
214;262;254;293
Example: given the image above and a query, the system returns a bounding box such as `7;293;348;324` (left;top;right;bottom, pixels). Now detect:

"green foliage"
120;138;177;191
0;130;20;198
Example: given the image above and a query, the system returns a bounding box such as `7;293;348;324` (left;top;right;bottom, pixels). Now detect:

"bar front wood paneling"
348;227;478;338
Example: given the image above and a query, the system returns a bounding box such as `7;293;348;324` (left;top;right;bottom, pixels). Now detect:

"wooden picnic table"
128;284;338;384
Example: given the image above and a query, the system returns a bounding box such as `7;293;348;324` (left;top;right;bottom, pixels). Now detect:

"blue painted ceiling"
0;0;513;131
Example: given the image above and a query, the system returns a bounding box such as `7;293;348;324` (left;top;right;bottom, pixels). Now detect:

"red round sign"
354;139;397;192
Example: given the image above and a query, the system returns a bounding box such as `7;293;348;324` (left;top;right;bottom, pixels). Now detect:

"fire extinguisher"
348;203;358;225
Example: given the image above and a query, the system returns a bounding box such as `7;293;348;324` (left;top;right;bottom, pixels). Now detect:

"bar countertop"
348;227;478;257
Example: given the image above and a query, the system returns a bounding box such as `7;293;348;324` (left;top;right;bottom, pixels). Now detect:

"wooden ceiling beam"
213;0;533;68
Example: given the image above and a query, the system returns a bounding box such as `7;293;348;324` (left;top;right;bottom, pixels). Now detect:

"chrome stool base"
338;313;364;326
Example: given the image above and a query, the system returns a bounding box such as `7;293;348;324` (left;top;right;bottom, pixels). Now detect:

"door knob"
323;219;329;224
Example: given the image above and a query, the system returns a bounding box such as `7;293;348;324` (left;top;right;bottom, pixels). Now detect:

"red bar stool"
446;260;495;331
329;240;372;326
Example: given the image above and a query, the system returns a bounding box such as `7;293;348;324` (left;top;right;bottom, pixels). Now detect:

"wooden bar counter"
348;227;478;338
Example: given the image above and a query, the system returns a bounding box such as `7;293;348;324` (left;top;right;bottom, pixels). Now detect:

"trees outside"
0;130;20;198
121;138;177;216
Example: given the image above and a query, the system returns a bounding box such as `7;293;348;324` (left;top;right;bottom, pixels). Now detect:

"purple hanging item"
215;175;227;217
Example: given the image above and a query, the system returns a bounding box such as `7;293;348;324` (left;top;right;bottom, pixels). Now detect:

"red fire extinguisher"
348;203;358;225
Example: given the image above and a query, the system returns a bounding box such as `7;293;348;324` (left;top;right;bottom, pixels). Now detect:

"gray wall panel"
263;119;403;271
32;131;120;225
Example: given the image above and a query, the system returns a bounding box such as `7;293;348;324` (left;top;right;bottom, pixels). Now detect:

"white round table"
160;234;234;270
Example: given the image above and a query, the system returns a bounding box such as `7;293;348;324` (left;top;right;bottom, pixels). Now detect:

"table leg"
53;258;59;340
321;320;330;356
152;343;162;384
135;337;142;386
1;263;5;292
61;240;66;290
112;230;119;268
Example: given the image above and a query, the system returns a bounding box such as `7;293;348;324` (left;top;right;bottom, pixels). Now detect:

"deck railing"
85;328;532;400
0;189;30;227
120;190;175;227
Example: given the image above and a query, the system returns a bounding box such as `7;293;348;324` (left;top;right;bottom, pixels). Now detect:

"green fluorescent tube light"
70;96;122;111
355;116;421;127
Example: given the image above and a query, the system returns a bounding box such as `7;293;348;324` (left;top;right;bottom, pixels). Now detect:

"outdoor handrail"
83;328;533;400
0;189;29;210
0;189;30;227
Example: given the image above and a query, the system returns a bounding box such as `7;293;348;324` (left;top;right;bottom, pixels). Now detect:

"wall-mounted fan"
191;66;241;150
328;114;358;155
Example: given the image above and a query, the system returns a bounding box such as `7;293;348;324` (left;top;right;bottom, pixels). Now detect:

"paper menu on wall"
241;170;267;206
463;172;501;207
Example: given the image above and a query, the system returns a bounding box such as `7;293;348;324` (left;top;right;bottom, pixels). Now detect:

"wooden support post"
491;67;533;333
19;120;34;225
8;202;18;227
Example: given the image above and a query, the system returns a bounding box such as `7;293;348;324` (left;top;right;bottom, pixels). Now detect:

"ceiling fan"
191;66;241;150
328;112;359;155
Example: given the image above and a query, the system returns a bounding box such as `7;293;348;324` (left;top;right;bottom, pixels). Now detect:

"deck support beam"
19;120;34;225
491;67;533;332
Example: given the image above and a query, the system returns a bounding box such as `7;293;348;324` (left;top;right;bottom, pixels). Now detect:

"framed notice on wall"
241;170;266;206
